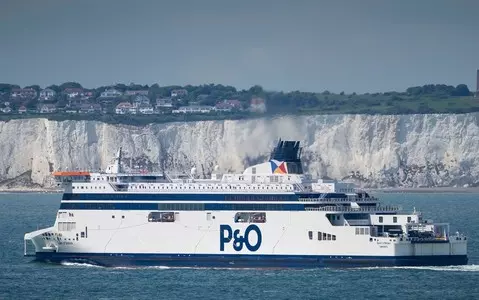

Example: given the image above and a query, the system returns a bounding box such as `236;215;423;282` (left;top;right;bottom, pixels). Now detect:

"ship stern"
24;227;58;258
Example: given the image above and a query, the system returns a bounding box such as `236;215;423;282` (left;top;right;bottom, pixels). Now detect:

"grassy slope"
1;96;478;126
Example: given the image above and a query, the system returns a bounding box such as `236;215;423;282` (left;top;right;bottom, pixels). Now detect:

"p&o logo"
220;224;262;252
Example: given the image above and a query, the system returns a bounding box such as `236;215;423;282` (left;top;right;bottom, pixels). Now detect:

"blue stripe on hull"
33;252;468;268
62;193;299;201
59;202;305;211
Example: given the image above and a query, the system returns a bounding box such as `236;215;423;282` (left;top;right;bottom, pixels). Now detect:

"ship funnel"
270;139;303;174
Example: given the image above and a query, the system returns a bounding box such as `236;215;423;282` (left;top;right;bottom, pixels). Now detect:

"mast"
115;147;122;174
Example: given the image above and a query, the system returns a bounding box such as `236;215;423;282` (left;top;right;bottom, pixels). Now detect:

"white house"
64;88;83;99
1;106;11;113
133;94;150;106
18;106;27;114
138;103;154;114
128;106;138;114
155;98;173;114
11;88;37;99
171;89;188;98
39;104;56;113
39;88;56;101
115;102;133;114
101;88;123;98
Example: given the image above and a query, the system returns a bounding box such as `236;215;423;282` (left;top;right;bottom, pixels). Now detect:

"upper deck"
52;140;382;209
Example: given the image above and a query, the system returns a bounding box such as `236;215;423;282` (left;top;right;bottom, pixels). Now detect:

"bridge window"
393;217;397;223
148;212;175;222
58;222;76;231
379;216;383;223
234;212;266;223
407;217;411;223
308;231;313;240
355;227;370;235
318;232;322;240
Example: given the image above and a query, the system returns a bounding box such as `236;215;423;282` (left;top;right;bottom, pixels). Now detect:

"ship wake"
351;264;479;272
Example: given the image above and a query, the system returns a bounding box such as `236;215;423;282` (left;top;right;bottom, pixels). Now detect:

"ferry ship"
24;139;468;268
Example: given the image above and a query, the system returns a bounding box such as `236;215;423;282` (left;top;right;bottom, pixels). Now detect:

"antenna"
476;69;479;98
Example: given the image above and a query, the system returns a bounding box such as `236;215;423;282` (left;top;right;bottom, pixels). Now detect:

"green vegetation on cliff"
0;82;478;126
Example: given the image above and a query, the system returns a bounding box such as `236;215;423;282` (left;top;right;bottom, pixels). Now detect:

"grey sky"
1;0;478;93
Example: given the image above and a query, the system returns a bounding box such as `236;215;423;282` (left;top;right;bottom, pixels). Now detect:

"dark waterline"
1;192;478;299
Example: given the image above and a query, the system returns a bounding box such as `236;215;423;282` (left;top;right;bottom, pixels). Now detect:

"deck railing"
305;205;401;212
298;197;379;203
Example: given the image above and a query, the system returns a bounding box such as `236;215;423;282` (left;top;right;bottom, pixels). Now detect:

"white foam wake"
113;266;171;270
353;265;479;272
60;261;103;268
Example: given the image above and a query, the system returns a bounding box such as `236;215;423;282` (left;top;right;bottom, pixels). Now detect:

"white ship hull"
26;209;468;268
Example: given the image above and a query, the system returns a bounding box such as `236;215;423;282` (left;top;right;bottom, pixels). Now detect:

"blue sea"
0;192;478;300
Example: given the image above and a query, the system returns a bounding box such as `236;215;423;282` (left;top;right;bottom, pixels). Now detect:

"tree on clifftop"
59;82;83;90
46;85;61;93
0;83;20;93
452;84;470;96
24;85;41;92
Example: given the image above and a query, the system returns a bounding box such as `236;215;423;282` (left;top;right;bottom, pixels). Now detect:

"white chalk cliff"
0;113;478;189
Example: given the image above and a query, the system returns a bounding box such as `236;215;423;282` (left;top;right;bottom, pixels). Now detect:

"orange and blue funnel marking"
270;159;288;174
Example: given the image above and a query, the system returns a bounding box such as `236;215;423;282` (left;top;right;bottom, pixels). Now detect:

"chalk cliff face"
0;113;478;189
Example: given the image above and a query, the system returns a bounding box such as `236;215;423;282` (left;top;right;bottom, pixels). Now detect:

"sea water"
0;192;478;299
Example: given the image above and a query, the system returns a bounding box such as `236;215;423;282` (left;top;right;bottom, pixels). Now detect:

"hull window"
317;231;336;241
234;212;266;223
148;212;176;222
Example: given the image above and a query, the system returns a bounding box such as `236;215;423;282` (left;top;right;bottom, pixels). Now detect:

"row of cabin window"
73;184;294;191
308;231;336;241
72;186;106;189
224;195;295;201
378;216;411;223
355;227;370;235
131;184;293;191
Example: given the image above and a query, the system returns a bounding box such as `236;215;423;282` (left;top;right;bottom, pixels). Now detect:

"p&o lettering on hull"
220;224;262;252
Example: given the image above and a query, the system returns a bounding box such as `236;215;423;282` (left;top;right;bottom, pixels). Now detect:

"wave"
59;262;479;272
351;265;479;272
60;261;104;268
113;266;172;270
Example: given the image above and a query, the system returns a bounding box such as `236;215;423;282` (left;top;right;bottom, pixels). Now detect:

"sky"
1;0;478;93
